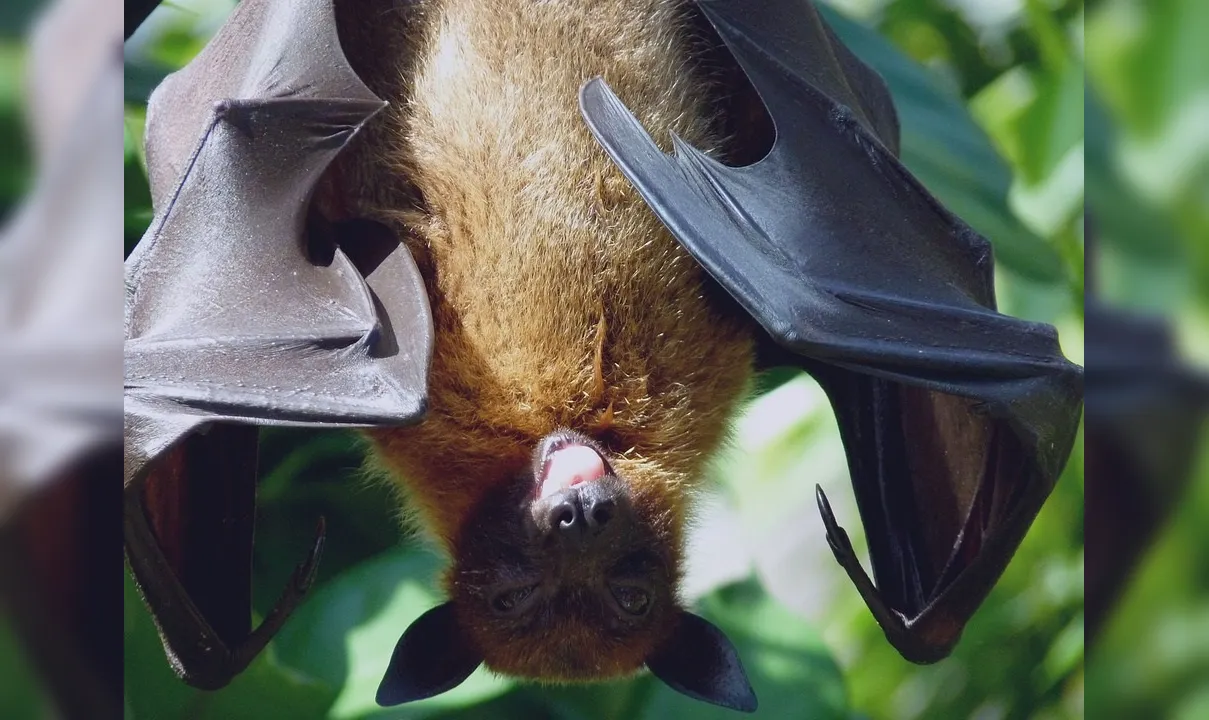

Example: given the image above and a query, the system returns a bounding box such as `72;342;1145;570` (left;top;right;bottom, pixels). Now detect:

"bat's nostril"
586;498;614;529
551;501;579;530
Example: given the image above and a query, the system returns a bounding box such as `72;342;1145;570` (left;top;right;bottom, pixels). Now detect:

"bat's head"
375;429;756;712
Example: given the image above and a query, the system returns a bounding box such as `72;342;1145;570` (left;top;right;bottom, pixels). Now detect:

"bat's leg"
124;426;325;689
232;516;326;670
815;485;948;663
125;480;233;686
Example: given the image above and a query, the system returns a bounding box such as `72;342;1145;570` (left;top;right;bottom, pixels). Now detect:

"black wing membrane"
580;0;1082;662
123;0;431;688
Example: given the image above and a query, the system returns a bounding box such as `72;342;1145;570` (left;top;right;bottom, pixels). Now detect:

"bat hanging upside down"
336;0;763;707
123;0;1084;713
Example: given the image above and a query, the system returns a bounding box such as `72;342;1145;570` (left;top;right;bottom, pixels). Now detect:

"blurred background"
4;0;1192;716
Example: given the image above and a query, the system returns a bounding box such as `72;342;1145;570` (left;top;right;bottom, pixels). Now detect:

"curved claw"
124;479;326;689
232;518;326;670
815;484;853;559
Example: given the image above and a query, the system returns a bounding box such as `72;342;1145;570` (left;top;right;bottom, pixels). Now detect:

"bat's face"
447;430;680;680
376;430;757;712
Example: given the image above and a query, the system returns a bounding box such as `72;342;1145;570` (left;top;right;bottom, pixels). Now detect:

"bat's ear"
376;602;482;706
646;611;757;713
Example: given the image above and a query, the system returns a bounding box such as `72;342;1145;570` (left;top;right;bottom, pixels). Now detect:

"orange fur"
331;0;755;680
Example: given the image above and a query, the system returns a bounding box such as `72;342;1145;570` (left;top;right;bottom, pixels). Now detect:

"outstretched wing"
123;0;431;689
580;0;1082;662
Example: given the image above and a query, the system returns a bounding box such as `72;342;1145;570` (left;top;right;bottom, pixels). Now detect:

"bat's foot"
124;484;326;689
814;485;952;664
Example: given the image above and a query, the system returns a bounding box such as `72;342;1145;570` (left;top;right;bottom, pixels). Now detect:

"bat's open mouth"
534;431;613;500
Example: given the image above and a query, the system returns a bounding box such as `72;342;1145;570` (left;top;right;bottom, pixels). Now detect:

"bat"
122;0;1084;712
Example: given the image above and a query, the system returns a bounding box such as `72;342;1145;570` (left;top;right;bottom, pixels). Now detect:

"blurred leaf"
748;366;804;397
124;55;172;105
715;376;841;537
878;0;1000;96
1044;613;1085;685
0;0;41;38
124;572;335;720
146;23;216;70
637;580;847;720
533;677;653;720
1086;0;1209;138
1013;0;1085;185
1086;84;1191;313
124;110;153;255
252;429;406;619
0;42;30;220
431;689;557;720
0;608;51;718
822;5;1065;283
1014;57;1084;185
274;547;513;719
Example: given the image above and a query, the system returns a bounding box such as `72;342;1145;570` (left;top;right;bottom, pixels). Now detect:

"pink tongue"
539;445;606;499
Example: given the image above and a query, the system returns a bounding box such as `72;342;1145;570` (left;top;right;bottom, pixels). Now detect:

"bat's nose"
546;491;617;536
548;497;581;533
542;479;627;549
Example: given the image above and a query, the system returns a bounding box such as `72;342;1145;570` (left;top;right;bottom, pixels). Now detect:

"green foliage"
0;42;30;222
0;0;42;39
119;0;1086;718
823;5;1068;285
0;611;51;717
274;548;513;719
1083;0;1209;716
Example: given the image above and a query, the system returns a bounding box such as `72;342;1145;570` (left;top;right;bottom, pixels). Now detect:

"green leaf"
714;374;843;547
0;0;40;38
252;429;406;619
123;571;335;720
1087;0;1209;138
821;5;1064;284
125;109;154;255
0;42;30;220
636;580;847;720
1014;58;1085;186
531;677;655;720
0;608;52;718
124;56;173;106
273;548;513;719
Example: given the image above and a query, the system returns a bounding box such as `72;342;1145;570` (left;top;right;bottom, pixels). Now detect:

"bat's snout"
530;475;632;550
543;482;621;542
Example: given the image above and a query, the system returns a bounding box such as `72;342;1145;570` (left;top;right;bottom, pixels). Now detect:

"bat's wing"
123;0;431;688
125;0;432;479
581;0;1083;662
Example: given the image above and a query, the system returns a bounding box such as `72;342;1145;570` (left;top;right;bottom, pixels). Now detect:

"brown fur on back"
330;0;755;679
334;0;755;544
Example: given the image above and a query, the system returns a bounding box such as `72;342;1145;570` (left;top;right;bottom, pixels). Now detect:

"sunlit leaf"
0;42;30;218
123;573;335;720
252;430;405;620
124;111;153;254
636;581;847;720
274;548;513;720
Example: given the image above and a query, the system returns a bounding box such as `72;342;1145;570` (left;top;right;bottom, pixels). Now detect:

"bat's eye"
609;584;651;617
490;585;537;615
